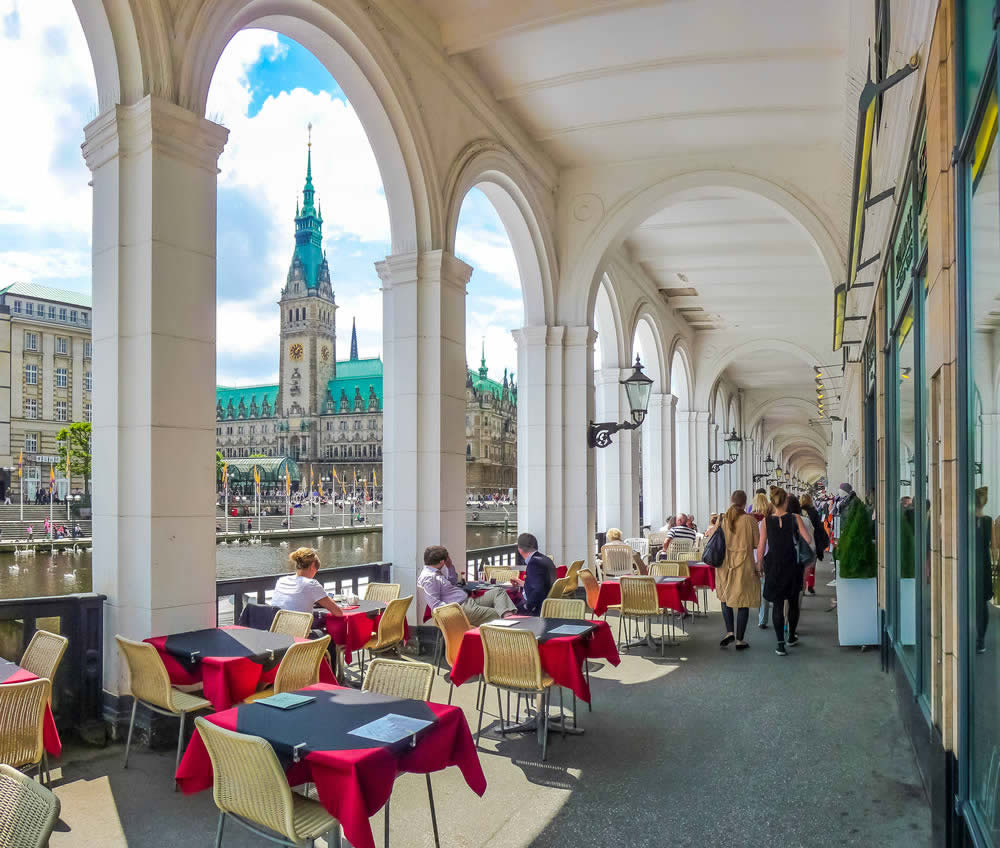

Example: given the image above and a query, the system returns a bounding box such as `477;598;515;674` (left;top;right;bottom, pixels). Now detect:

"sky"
0;5;523;389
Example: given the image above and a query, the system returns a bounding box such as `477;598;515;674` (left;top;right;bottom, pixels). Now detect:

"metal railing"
0;593;105;734
215;562;392;626
464;544;520;580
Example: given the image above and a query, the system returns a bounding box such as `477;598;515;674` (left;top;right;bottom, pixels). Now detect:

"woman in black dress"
755;488;813;656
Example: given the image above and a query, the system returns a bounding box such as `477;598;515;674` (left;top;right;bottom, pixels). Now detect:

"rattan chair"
269;609;314;639
0;679;51;786
646;531;669;550
540;598;586;619
244;636;332;703
666;537;694;555
482;566;520;584
0;762;60;847
624;537;649;559
364;583;401;603
598;543;635;579
546;576;571;599
362;659;441;848
359;596;412;677
194;717;340;848
477;625;558;760
619;576;666;657
19;630;69;686
115;635;212;786
431;603;482;705
561;560;585;596
651;561;690;578
579;568;617;619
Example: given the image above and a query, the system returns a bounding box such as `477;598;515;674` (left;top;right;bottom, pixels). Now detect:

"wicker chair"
561;560;585;596
618;576;665;657
20;630;69;686
361;658;441;848
364;583;401;603
269;609;313;640
114;635;212;786
666;537;694;555
546;576;572;599
651;561;690;578
646;531;669;550
579;568;617;619
0;763;60;847
0;679;50;786
360;596;412;677
194;717;340;848
540;598;586;619
482;566;520;584
244;636;333;703
477;625;557;760
431;604;479;705
598;543;635;579
624;537;649;559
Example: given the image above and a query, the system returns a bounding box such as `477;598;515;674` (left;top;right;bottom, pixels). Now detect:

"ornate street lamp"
708;428;743;473
588;356;654;448
763;453;775;473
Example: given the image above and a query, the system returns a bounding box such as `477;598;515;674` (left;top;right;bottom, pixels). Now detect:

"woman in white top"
271;547;344;616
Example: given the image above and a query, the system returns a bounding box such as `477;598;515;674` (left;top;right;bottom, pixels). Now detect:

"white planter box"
836;566;879;646
899;577;916;646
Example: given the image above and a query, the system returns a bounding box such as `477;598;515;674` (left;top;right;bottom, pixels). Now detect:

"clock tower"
278;125;337;430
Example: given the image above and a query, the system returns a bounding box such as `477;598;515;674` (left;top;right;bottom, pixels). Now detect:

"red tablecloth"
176;683;486;848
517;565;568;581
325;609;410;664
146;626;335;711
593;578;698;617
448;619;619;702
1;667;61;758
686;563;717;591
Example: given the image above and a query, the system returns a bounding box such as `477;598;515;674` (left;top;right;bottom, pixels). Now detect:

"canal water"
0;526;516;600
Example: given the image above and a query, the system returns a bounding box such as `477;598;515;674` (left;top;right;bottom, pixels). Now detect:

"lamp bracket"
588;420;638;449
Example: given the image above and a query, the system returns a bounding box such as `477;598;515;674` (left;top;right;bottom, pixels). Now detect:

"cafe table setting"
0;658;61;758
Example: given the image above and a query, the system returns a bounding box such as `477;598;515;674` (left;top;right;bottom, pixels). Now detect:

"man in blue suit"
517;532;556;615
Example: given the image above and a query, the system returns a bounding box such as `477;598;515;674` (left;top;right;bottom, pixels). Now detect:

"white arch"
669;340;693;409
632;311;666;391
444;141;555;326
594;275;628;369
573;169;844;327
178;0;434;254
746;395;822;435
72;0;144;109
695;338;822;409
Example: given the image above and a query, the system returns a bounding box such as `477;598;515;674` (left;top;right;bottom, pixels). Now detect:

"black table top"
235;686;438;762
0;660;22;683
484;617;596;644
163;627;295;670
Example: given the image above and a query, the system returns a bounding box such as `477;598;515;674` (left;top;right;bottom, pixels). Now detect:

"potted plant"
835;498;878;646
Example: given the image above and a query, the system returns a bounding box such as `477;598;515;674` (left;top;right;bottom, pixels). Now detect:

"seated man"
418;545;517;625
517;532;556;615
271;547;344;617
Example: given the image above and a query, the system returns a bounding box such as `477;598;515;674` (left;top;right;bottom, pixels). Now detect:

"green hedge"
837;499;877;579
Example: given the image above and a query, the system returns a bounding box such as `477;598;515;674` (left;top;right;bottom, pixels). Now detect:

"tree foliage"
216;451;225;482
837;499;877;579
56;422;91;481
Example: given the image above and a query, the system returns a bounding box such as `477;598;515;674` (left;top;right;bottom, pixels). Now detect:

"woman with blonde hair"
752;492;774;629
271;547;345;616
716;490;760;650
602;528;647;574
756;488;813;655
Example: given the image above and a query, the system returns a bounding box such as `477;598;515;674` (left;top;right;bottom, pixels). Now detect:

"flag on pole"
253;464;260;494
285;465;291;497
309;465;314;495
49;465;55;492
17;451;22;477
373;470;377;488
353;469;358;485
66;448;71;478
318;474;324;499
222;461;227;488
363;479;368;501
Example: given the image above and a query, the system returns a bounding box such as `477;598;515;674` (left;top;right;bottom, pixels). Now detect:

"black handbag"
702;527;726;567
794;521;814;566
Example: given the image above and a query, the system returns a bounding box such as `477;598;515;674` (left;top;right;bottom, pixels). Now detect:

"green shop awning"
223;456;301;484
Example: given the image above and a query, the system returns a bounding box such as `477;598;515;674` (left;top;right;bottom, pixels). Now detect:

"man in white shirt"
418;546;517;625
271;547;344;616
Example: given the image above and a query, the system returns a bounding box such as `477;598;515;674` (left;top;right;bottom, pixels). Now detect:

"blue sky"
0;8;523;388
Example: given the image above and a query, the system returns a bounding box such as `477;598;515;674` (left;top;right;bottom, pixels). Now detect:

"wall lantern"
588;355;654;448
708;428;742;473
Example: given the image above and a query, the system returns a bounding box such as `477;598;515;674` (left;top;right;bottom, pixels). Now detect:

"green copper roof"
216;385;278;419
0;282;92;308
223;456;300;483
291;128;325;290
328;357;382;410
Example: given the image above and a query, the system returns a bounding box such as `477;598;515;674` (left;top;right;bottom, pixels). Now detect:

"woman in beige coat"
716;490;761;650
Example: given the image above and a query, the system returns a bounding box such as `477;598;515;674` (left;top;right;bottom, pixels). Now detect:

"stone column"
514;326;597;566
379;251;471;618
692;411;712;524
83;96;228;697
593;366;638;537
674;408;694;515
642;392;676;529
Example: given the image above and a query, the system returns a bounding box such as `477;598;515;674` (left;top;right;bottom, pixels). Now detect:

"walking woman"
799;493;826;595
716;490;760;650
751;491;773;630
756;488;813;656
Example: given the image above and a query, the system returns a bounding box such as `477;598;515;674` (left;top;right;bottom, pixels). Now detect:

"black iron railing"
215;562;392;625
0;593;105;734
464;544;520;580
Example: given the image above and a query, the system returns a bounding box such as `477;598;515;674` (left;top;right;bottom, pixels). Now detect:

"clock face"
321;346;330;362
289;343;304;361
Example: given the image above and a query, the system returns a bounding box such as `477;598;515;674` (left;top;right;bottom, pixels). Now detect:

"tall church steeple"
350;317;359;361
291;123;326;290
479;337;488;379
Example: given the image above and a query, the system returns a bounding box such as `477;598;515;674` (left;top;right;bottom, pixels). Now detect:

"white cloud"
456;227;522;291
217;298;280;358
0;249;90;284
0;2;96;280
217;371;280;388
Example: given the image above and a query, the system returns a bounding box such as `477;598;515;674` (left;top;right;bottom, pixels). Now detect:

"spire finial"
478;337;488;379
350;317;359;361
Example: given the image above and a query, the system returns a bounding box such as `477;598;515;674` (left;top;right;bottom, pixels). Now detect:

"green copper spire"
291;123;324;289
479;337;488;379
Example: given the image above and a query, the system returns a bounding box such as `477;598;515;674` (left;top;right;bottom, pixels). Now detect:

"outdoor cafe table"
592;576;698;618
0;659;61;758
145;626;335;711
421;582;523;623
448;616;620;704
175;682;487;848
685;563;717;591
324;599;410;663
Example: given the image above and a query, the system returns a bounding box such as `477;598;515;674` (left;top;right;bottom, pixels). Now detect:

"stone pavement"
46;562;930;847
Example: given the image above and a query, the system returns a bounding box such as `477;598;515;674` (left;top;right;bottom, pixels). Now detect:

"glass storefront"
894;300;918;673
